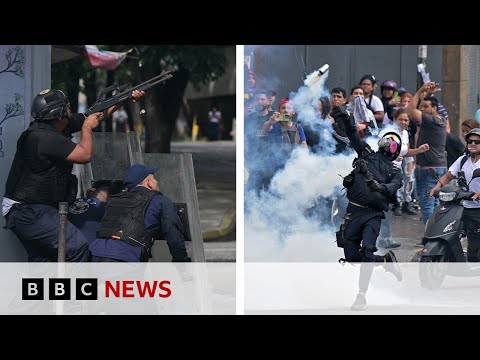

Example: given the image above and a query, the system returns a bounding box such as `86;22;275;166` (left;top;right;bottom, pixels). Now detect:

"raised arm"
331;106;365;155
407;82;438;123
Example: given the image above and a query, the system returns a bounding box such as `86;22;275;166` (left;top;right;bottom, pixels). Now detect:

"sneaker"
412;200;420;210
351;292;367;311
377;238;401;249
384;250;402;281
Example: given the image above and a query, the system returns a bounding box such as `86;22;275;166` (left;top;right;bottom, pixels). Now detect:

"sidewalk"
171;141;236;262
197;188;236;240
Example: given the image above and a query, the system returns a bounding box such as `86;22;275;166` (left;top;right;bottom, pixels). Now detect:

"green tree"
52;45;229;153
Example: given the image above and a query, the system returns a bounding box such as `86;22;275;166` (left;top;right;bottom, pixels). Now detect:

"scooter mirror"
472;168;480;180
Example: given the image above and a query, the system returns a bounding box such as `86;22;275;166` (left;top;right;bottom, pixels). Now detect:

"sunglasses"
466;139;480;145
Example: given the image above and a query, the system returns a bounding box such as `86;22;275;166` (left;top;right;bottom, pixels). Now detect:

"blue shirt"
68;197;106;245
89;187;188;262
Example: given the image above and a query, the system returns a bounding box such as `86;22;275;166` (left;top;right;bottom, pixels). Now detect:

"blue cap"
123;164;159;189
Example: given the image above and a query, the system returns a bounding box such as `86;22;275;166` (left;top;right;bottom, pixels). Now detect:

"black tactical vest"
96;189;162;250
5;122;76;206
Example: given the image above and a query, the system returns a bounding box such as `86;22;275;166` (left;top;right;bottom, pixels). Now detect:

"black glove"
363;172;384;192
354;159;369;175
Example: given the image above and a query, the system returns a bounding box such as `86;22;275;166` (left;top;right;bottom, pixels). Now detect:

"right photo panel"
244;45;480;314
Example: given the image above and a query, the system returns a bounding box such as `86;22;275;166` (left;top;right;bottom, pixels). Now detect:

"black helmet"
377;132;402;161
31;89;70;121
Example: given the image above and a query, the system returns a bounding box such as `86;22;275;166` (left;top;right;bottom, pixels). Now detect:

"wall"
0;45;51;261
245;45;443;106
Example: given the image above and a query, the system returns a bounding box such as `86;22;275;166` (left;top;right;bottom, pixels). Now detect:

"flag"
84;45;132;71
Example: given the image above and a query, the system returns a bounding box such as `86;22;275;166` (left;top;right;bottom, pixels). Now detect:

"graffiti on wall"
0;46;25;157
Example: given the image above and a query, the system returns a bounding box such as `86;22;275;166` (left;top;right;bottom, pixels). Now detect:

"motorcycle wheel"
419;250;449;289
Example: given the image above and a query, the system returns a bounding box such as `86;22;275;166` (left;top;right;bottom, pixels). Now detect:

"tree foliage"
52;45;229;153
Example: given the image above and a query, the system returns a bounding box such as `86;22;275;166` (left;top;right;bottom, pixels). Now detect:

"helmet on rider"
378;132;402;161
31;89;70;121
465;128;480;140
380;80;398;92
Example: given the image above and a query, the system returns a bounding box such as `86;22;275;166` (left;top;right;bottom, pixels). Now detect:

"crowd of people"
245;69;480;310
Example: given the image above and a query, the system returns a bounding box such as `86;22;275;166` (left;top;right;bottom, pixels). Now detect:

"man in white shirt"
429;128;480;261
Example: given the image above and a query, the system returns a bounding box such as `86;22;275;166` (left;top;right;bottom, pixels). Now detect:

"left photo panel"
0;45;236;314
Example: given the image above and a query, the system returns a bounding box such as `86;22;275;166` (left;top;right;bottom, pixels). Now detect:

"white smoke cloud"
245;149;356;262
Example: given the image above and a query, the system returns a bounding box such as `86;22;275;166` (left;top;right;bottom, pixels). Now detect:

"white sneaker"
351;292;367;311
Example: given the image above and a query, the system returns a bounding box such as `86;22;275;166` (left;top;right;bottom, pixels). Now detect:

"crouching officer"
68;180;124;245
89;165;191;262
331;106;403;310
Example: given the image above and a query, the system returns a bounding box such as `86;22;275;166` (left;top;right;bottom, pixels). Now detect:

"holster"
336;213;353;248
67;174;79;204
336;223;346;248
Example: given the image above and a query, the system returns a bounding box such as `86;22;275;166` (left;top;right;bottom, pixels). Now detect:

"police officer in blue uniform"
89;164;191;262
331;106;403;310
68;180;124;245
2;88;144;262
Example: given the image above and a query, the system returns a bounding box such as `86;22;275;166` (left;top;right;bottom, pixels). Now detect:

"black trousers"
5;204;90;262
343;210;385;263
343;208;386;293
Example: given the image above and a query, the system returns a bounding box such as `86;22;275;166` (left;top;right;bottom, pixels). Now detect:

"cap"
278;97;294;109
466;128;480;139
123;164;159;189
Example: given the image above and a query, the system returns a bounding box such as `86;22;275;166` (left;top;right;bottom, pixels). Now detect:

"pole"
58;202;68;262
417;45;428;91
56;202;68;315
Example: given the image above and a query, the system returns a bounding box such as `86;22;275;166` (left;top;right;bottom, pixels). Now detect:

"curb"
202;207;236;241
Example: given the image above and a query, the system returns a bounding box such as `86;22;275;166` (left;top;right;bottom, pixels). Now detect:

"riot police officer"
2;88;144;262
89;164;191;262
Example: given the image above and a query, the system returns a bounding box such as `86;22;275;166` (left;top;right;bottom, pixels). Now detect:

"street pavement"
171;141;236;262
382;209;426;262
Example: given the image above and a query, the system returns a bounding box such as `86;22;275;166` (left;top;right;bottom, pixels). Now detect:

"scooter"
419;168;480;289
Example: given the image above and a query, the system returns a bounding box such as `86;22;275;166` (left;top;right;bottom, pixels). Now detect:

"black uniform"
3;114;90;262
332;107;402;263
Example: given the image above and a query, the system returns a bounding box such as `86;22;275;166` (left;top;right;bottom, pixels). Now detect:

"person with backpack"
429;128;480;261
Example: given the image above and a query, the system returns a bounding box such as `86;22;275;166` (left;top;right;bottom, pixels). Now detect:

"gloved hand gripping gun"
85;70;174;116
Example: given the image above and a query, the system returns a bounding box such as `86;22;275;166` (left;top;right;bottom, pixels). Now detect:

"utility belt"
335;208;373;248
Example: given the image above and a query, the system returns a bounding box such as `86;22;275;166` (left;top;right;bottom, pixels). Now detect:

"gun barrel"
115;70;174;100
85;70;174;115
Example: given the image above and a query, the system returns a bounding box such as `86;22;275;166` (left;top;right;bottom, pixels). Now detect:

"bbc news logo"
22;278;98;300
22;278;171;300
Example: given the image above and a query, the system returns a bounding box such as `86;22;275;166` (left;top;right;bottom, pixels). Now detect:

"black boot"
405;201;417;215
384;251;402;281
